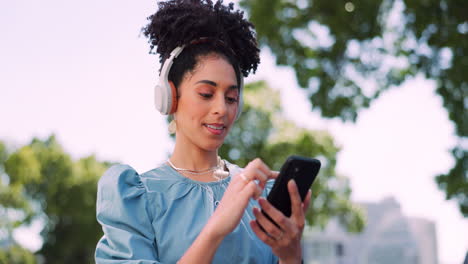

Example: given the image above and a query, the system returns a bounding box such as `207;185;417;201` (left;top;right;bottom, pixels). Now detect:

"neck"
170;133;219;171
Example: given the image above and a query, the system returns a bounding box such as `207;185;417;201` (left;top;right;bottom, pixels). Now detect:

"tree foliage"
0;141;37;264
0;245;37;264
240;0;468;216
0;136;111;264
220;81;365;232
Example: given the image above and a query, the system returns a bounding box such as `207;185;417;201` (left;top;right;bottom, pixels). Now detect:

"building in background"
302;197;438;264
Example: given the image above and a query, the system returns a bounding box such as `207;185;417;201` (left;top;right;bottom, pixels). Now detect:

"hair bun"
142;0;260;77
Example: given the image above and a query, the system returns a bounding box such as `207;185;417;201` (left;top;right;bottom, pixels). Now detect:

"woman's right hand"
179;158;277;264
205;158;278;238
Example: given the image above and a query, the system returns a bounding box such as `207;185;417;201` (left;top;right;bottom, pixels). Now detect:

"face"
172;54;239;152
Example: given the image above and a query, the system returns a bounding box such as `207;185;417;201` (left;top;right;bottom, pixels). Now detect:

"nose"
212;94;228;116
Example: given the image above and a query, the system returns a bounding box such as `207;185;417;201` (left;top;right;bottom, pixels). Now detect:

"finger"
240;168;267;190
252;207;283;239
240;180;262;200
253;168;269;183
237;173;250;184
237;167;266;184
249;220;276;247
258;198;294;231
229;181;259;214
234;171;257;189
302;189;312;214
230;173;249;193
258;180;266;190
288;180;305;223
247;158;272;181
270;171;279;179
253;182;263;199
235;172;263;199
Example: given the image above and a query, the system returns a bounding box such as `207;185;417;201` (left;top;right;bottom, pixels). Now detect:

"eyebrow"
195;80;238;90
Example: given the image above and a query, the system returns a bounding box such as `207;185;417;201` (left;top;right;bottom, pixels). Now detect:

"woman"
95;1;311;263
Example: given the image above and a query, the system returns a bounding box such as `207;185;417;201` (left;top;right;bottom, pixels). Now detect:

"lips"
203;123;226;135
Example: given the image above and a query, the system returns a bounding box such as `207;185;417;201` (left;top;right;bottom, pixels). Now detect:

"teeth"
206;124;223;130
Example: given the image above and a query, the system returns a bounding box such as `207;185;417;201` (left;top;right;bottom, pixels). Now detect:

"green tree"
0;141;36;230
0;245;37;264
220;81;365;232
0;142;37;264
0;136;111;264
240;0;468;216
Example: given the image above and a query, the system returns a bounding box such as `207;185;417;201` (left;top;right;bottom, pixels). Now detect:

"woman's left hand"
250;180;312;264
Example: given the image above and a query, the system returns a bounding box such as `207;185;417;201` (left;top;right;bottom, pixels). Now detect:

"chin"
201;134;228;150
202;141;224;152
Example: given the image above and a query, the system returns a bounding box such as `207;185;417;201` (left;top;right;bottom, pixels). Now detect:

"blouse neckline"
159;161;233;186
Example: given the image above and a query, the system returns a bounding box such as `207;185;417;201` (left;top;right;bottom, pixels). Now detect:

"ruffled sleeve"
95;165;161;264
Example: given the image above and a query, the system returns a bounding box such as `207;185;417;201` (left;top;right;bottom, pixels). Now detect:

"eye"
199;93;213;99
226;96;239;104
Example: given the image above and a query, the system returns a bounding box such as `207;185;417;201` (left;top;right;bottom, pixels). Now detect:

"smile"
204;124;226;135
206;124;224;130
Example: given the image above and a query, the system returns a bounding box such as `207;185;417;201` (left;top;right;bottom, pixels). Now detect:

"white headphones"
154;46;244;120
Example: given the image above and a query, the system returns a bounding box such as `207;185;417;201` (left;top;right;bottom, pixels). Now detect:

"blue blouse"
95;160;278;264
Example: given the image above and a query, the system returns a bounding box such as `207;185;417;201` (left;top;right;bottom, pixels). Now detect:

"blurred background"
0;0;466;263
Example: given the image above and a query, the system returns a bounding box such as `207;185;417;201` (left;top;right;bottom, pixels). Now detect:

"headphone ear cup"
168;81;178;114
154;83;164;114
155;46;185;115
154;82;172;115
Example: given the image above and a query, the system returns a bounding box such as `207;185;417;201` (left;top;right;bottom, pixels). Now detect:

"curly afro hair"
142;0;260;88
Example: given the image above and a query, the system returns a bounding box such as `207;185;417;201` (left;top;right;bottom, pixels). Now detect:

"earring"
168;119;177;134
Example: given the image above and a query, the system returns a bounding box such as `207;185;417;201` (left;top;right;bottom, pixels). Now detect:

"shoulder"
97;164;146;202
139;163;196;199
99;164;140;186
95;166;158;262
140;163;174;180
96;164;157;223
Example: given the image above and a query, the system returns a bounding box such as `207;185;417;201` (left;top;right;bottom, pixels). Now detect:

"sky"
0;0;466;263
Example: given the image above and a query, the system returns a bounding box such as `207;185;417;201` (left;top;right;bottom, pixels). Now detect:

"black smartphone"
262;155;321;226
